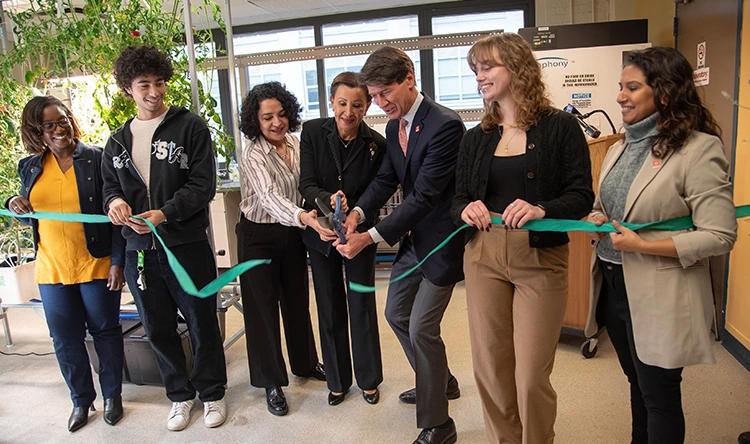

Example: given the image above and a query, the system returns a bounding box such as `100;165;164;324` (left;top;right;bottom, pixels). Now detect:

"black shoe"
739;432;750;444
412;418;457;444
265;387;288;416
306;362;326;381
327;389;348;406
362;389;380;405
103;395;123;425
399;376;461;405
67;404;95;432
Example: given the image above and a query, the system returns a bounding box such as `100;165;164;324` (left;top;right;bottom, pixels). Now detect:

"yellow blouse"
30;153;110;285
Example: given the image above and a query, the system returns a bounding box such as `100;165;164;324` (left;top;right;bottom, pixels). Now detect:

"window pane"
234;26;314;55
432;10;525;109
305;69;317;84
437;59;458;76
322;16;418;45
243;61;319;121
432;11;525;35
326;67;345;80
322;16;420;117
438;76;459;95
461;75;479;99
308;88;319;104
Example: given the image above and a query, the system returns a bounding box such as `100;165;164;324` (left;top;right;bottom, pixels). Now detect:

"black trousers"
598;261;685;444
308;242;383;393
125;241;227;402
236;218;319;388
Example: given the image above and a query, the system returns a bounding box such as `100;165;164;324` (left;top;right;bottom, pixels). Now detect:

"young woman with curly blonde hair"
451;33;594;444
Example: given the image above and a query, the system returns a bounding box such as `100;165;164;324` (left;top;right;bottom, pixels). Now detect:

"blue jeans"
38;279;123;408
125;240;227;402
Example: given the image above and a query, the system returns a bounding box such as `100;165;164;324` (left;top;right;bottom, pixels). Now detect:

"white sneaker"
167;399;194;431
203;399;227;428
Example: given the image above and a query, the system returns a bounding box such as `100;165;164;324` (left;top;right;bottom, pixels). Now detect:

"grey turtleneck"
596;112;660;264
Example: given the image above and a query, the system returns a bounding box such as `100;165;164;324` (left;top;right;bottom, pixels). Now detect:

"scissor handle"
335;194;342;214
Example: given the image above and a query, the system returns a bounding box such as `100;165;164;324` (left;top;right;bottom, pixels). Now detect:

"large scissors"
314;195;347;244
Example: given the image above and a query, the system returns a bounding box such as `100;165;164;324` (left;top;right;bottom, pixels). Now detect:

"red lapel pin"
415;125;421;132
652;160;660;168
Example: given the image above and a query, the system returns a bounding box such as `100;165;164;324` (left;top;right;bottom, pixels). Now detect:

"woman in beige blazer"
585;47;737;444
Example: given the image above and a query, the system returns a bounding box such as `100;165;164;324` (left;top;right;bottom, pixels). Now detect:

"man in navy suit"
336;46;465;444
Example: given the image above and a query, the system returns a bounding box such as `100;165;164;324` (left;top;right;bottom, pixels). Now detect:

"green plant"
1;0;233;156
0;0;234;260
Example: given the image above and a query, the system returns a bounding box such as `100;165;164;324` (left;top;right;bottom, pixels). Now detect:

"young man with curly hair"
102;45;228;431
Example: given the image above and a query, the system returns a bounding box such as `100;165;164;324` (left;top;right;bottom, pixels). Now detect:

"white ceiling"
2;0;460;28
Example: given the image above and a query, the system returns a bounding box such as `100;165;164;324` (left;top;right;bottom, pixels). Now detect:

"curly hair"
114;45;174;97
467;33;552;132
20;96;82;155
359;46;414;86
623;47;720;158
239;81;302;140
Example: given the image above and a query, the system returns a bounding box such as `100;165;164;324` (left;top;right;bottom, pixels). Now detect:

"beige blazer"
584;131;737;369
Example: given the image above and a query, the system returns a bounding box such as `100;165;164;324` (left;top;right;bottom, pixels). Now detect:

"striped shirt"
239;133;305;227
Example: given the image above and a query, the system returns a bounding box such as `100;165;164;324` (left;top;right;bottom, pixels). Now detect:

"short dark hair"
114;45;174;97
623;47;720;158
330;71;371;102
239;81;302;140
20;96;82;155
359;46;414;86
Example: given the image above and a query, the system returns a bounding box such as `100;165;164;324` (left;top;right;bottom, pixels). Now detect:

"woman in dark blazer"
299;71;387;406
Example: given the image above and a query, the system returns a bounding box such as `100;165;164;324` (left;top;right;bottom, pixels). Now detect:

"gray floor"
1;280;749;444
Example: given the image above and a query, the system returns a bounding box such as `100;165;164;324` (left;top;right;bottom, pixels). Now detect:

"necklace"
56;155;74;171
276;146;289;161
338;135;354;149
500;125;520;154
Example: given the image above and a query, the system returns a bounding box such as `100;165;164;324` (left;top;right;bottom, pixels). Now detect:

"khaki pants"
463;225;568;444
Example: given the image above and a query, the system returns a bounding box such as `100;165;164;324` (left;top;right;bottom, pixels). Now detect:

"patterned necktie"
399;118;408;156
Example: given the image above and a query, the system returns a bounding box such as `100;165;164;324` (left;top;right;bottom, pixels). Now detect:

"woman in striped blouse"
236;81;332;417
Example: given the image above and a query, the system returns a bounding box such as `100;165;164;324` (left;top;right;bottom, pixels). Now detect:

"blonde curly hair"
467;33;552;132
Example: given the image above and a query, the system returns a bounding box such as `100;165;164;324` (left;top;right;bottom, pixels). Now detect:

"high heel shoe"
68;404;95;432
104;395;123;425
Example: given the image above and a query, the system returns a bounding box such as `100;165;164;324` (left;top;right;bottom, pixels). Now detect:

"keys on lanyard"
136;250;147;291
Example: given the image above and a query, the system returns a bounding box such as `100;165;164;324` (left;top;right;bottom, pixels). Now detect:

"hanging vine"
0;0;233;159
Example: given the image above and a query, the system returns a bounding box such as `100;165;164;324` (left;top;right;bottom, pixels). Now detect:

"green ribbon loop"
349;204;750;293
0;209;270;299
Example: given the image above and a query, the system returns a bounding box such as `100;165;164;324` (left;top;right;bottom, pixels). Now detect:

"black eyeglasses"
40;117;71;133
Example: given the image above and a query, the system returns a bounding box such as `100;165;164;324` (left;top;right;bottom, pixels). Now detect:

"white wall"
536;0;636;26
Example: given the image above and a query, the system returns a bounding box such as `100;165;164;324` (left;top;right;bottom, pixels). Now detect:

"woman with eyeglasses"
6;95;126;432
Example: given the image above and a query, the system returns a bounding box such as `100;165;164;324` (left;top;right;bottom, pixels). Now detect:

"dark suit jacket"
299;117;387;256
355;94;466;286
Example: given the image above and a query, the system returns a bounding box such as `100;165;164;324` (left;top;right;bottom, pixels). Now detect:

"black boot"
104;395;123;425
68;404;95;432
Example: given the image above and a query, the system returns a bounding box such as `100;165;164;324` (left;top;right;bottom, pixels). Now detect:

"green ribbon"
349;204;750;293
0;209;270;298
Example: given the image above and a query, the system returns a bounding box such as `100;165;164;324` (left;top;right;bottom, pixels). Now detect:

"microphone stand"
582;109;617;135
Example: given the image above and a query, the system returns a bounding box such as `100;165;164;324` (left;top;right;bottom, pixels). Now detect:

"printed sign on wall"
535;43;652;136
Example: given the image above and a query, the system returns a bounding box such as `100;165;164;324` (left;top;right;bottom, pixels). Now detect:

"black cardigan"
450;109;594;248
